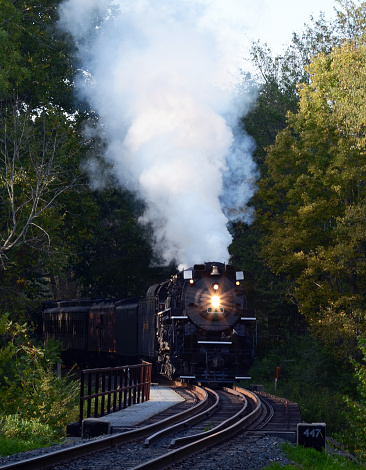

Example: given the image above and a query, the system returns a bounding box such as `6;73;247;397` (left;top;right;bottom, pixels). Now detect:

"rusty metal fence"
79;361;152;426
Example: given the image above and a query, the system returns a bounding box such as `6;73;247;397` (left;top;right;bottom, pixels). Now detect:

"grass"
0;436;62;457
0;415;63;457
262;442;361;469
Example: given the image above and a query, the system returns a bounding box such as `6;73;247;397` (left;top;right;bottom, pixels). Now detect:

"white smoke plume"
59;0;259;268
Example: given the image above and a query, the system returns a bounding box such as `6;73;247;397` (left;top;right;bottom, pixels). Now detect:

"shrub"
337;337;366;461
246;333;354;433
0;313;79;444
1;414;58;441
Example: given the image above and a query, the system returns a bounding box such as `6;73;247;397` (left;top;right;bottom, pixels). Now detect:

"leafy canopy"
258;38;366;359
0;0;76;109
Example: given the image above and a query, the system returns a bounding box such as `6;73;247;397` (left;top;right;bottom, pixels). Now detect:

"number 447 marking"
303;428;322;438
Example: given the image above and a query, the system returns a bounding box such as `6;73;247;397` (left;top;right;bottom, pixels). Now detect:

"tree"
0;0;81;269
0;103;86;321
257;39;366;359
70;186;156;299
0;0;76;110
229;221;305;346
0;0;87;318
243;43;303;165
232;0;366;351
243;1;366;165
0;103;80;270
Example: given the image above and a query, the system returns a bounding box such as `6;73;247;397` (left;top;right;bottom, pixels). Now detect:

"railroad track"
0;385;300;470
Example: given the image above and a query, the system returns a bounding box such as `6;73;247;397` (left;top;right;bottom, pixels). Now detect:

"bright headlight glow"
211;295;220;308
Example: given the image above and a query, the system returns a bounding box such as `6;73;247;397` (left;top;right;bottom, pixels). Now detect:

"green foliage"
0;415;60;456
71;186;155;298
243;43;302;164
262;442;361;469
234;1;366;364
0;1;28;95
232;1;366;348
247;334;354;433
337;337;366;461
0;0;85;317
0;104;81;255
230;222;305;343
0;0;76;109
243;0;366;166
0;314;79;445
256;37;366;360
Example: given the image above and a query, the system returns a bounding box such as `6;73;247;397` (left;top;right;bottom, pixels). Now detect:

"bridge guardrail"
79;361;152;427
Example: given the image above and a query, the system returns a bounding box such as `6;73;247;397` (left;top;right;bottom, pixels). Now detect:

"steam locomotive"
43;262;256;383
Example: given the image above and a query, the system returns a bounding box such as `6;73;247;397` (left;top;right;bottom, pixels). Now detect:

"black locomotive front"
156;262;256;383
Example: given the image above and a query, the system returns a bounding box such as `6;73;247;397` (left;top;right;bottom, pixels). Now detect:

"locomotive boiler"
43;262;256;384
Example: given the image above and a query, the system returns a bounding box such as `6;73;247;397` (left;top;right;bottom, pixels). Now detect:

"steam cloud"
59;0;258;268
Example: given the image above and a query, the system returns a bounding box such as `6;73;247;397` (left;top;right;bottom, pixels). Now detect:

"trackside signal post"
274;366;279;390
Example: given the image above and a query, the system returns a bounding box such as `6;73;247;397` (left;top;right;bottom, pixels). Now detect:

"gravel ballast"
0;434;295;469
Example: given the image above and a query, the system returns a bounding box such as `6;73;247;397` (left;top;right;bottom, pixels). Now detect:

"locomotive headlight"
211;295;220;308
213;283;219;291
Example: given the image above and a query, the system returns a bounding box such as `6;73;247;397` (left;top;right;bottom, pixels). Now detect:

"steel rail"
169;386;248;448
144;388;219;447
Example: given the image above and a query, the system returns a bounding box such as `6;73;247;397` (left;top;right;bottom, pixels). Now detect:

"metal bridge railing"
79;361;152;427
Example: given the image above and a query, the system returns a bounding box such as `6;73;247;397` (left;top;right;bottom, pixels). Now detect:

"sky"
243;0;338;56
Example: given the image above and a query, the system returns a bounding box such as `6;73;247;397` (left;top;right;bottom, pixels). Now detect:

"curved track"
0;386;300;470
129;387;262;470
